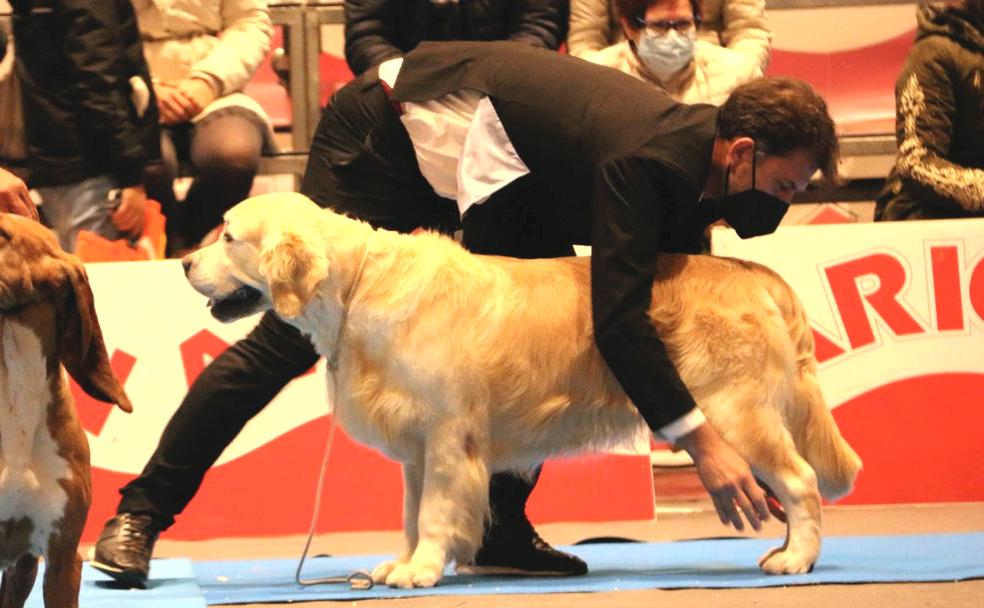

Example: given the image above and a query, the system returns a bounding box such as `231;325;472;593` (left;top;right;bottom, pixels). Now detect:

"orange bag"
75;199;167;262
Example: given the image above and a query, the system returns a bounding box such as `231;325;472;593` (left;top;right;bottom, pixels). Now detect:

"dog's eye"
223;231;234;243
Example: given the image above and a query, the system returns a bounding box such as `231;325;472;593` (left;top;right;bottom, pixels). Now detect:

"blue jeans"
37;174;122;252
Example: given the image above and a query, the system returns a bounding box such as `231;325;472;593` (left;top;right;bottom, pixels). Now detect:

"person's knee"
195;141;260;177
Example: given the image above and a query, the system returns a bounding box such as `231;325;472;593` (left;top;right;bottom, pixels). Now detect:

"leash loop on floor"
294;378;374;590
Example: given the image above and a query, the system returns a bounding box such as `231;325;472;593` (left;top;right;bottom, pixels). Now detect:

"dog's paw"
370;559;401;584
384;563;442;588
758;547;815;575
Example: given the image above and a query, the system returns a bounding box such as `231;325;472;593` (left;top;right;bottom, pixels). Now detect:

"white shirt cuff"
657;408;707;443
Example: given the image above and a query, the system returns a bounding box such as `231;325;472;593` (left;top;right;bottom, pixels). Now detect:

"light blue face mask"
635;30;695;82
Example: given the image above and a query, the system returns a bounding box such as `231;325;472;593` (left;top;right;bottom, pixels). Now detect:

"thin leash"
295;234;375;590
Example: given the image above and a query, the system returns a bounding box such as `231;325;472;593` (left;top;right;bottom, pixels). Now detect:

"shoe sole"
89;559;148;589
456;564;585;577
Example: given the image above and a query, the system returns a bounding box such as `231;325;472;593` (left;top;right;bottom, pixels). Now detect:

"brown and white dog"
0;214;132;608
184;193;862;589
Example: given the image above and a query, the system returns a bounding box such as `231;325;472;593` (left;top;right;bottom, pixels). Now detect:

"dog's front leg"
381;419;489;588
41;541;82;608
0;554;39;608
371;461;424;584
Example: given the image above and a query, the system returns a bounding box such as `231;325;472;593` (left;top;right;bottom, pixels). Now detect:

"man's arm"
344;0;405;76
0;166;37;220
591;157;769;530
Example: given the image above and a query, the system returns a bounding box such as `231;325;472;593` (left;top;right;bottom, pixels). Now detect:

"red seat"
768;29;915;136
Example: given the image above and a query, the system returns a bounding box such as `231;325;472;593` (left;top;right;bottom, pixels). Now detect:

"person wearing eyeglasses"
577;0;766;105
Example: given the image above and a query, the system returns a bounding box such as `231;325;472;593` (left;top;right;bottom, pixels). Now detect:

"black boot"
91;513;164;588
463;470;587;576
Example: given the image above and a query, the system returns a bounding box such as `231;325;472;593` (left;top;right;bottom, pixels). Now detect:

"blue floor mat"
25;558;206;608
192;532;984;604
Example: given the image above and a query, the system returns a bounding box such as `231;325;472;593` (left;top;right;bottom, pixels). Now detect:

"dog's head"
0;214;133;412
183;192;347;323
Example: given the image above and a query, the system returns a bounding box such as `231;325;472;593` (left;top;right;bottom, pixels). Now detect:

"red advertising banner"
714;219;984;505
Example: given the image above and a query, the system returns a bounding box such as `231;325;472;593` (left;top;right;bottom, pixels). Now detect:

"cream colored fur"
185;193;862;587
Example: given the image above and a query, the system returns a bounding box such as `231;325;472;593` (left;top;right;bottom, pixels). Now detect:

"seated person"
568;0;770;75
875;0;984;221
344;0;568;76
132;0;276;254
579;0;763;105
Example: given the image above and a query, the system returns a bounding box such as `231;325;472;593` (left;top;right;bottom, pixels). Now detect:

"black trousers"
119;70;574;533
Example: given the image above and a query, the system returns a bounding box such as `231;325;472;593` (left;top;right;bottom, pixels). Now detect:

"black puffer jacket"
875;2;984;220
11;0;160;188
344;0;567;76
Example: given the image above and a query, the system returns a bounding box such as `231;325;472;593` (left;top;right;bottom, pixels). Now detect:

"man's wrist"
658;408;707;444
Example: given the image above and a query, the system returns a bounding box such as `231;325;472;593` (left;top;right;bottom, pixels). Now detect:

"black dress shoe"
460;521;588;577
90;513;162;588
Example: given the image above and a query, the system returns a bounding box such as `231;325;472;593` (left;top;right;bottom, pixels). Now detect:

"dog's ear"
56;262;133;413
0;215;57;309
0;216;131;411
259;231;328;319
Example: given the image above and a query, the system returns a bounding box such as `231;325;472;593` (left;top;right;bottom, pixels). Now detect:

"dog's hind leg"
371;461;424;584
704;388;822;575
732;422;821;573
0;555;39;608
381;418;489;588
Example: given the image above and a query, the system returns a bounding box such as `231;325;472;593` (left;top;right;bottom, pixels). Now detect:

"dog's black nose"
182;258;192;275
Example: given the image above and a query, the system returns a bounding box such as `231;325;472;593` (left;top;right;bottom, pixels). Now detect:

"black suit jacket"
392;41;720;432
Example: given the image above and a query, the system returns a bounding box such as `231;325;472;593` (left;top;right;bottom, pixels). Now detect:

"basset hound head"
0;214;132;412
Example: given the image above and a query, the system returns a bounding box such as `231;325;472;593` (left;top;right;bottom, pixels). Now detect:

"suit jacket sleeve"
344;0;405;76
591;156;700;433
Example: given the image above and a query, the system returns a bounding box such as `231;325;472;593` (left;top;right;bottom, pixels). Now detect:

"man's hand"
111;185;147;238
0;167;38;220
676;423;770;531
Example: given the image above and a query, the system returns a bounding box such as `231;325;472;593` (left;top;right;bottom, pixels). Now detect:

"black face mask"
716;143;790;239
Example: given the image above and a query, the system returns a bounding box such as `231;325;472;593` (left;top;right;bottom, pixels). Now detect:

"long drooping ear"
259;231;329;319
0;216;62;309
57;262;133;412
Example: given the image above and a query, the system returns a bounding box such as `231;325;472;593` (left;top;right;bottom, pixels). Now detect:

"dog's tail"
761;268;863;501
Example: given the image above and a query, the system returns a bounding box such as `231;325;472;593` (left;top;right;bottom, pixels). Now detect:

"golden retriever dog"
0;214;132;607
184;192;862;588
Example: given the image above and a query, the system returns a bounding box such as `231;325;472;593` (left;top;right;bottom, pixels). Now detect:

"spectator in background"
567;0;770;75
344;0;568;76
132;0;275;255
0;25;34;219
9;0;160;251
875;0;984;221
580;0;762;105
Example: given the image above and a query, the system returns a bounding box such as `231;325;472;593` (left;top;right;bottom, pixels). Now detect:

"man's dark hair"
615;0;702;26
717;77;839;187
